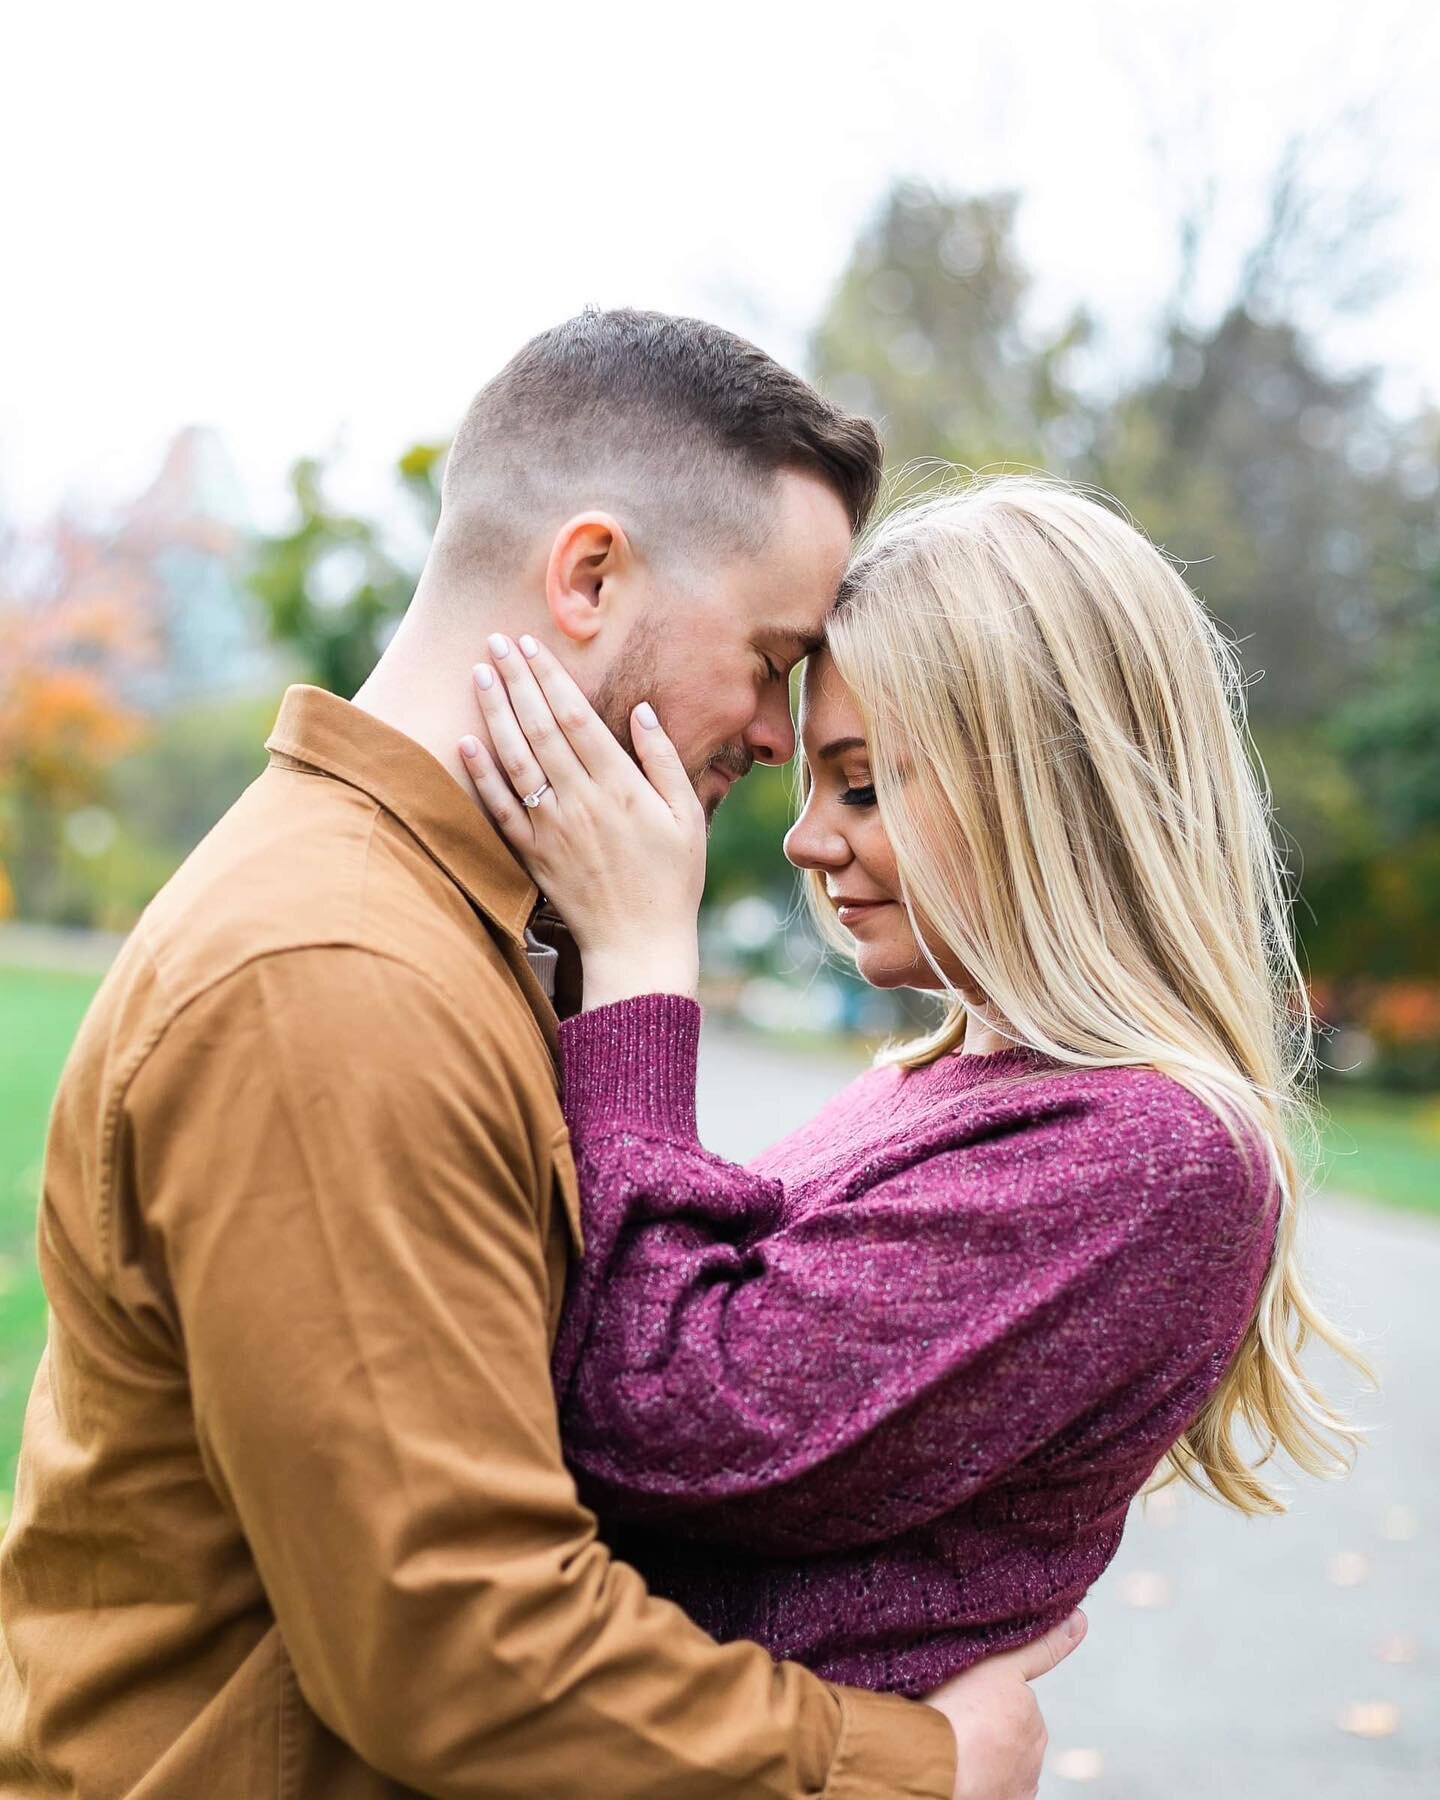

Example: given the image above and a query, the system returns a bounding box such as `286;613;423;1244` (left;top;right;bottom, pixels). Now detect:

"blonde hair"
803;472;1369;1515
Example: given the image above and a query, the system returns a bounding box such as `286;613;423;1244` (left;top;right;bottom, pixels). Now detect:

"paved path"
697;1021;1439;1800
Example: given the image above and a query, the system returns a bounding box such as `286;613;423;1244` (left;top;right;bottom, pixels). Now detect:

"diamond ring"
521;782;551;809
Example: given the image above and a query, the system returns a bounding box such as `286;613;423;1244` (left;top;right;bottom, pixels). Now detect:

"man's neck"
350;589;512;803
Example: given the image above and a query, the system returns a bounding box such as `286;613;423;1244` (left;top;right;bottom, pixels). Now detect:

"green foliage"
109;689;280;853
248;445;444;696
31;691;286;931
1335;571;1440;839
703;762;799;907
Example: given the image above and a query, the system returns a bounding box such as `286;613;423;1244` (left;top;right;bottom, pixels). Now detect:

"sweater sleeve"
554;994;1275;1557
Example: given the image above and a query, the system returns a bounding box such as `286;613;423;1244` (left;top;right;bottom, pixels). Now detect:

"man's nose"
746;685;798;766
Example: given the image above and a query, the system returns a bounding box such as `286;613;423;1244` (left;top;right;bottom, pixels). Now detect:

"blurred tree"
1316;566;1440;984
1336;567;1440;842
249;443;445;696
810;185;1093;478
0;585;150;919
108;689;280;860
1096;309;1431;723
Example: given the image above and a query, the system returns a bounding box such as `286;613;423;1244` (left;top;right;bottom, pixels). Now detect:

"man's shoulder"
138;762;490;1003
83;764;522;1089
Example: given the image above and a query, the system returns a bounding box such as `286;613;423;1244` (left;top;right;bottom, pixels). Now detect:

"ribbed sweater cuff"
558;993;702;1140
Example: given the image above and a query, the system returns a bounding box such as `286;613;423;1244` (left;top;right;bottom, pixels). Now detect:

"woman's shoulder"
907;1053;1277;1225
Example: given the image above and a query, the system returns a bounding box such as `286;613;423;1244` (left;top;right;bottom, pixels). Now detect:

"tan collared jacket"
0;686;954;1798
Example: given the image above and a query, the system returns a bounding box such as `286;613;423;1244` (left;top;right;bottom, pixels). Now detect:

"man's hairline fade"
433;307;884;588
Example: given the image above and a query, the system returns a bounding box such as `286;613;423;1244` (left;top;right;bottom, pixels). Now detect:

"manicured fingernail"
519;634;539;658
636;701;659;729
1065;1610;1085;1638
488;632;510;658
474;663;494;691
459;735;480;759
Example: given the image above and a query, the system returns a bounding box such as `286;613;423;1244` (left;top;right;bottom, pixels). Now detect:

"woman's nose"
784;805;850;872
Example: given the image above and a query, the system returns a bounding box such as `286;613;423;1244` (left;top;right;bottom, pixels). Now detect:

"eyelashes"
839;784;877;808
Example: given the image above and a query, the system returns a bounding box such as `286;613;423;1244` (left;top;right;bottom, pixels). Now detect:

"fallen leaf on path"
1381;1504;1418;1542
1118;1570;1172;1609
1051;1748;1104;1781
1326;1551;1371;1587
1337;1702;1400;1738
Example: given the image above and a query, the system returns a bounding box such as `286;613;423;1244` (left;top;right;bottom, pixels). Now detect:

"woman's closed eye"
840;783;877;808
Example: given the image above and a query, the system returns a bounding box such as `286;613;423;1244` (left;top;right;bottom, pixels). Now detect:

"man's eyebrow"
764;629;826;659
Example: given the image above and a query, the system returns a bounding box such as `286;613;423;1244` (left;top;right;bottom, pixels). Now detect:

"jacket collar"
265;685;538;947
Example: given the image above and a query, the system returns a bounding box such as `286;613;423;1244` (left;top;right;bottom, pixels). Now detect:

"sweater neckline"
906;1044;1057;1091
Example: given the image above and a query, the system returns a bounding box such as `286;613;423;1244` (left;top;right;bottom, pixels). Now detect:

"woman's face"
784;649;967;993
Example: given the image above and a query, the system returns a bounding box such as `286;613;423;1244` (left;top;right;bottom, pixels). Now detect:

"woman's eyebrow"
814;735;868;761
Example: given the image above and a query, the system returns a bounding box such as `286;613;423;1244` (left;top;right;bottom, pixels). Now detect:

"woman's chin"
853;944;917;991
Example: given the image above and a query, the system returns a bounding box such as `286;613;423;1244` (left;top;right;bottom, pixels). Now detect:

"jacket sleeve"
132;948;954;1799
555;994;1274;1557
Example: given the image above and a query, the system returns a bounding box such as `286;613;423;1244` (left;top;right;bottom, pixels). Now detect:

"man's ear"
544;512;632;645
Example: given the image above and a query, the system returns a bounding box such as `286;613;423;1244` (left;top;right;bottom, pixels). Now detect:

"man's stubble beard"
591;616;751;825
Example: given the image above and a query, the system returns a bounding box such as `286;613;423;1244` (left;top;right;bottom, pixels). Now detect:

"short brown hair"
438;308;882;577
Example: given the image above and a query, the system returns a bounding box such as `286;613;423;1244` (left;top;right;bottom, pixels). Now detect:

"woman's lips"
834;900;893;927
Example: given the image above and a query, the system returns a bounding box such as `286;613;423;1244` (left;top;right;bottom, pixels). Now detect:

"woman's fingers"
472;657;550;804
631;702;703;822
511;634;637;781
458;732;533;842
486;634;590;790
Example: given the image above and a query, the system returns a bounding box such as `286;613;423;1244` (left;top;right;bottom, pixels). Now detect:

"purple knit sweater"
553;994;1277;1697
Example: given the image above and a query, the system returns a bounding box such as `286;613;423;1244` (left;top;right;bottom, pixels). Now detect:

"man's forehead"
751;472;853;590
746;561;846;649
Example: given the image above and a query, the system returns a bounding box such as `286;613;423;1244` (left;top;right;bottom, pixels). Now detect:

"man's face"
594;469;855;820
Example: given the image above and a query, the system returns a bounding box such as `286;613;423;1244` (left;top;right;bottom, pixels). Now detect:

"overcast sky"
4;0;1437;533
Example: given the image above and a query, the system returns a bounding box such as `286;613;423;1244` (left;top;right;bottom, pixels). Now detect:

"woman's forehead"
800;650;866;743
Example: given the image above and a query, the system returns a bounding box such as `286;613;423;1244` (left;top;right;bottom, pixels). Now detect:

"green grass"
0;964;102;1489
1318;1087;1440;1217
0;964;1435;1491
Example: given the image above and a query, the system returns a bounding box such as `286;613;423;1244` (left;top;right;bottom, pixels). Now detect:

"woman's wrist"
579;940;700;1013
559;992;702;1138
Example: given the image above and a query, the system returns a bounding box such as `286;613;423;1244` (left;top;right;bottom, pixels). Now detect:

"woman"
457;475;1363;1695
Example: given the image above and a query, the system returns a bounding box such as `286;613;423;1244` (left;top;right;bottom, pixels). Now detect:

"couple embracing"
0;309;1358;1797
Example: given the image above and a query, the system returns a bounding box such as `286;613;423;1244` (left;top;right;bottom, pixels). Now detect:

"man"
0;310;1081;1796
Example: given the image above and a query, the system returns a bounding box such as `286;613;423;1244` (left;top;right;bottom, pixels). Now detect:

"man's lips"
707;758;750;794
